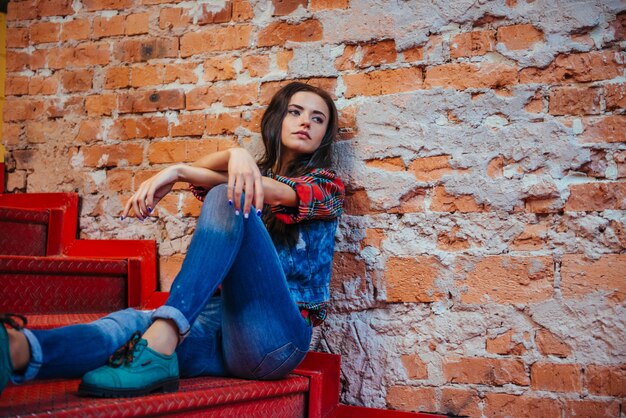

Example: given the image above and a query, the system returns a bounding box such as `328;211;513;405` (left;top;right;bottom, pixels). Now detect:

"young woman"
0;82;344;397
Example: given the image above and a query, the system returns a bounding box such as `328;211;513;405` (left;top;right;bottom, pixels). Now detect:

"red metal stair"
0;180;442;417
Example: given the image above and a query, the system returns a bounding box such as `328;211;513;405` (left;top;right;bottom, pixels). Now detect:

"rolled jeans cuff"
151;305;191;342
12;328;42;383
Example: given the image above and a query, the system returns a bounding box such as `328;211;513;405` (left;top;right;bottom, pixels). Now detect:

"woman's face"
280;91;330;164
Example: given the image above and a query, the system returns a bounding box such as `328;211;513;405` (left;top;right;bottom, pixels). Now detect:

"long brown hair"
258;82;339;244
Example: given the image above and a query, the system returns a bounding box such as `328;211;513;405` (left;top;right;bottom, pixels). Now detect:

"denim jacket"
268;168;344;304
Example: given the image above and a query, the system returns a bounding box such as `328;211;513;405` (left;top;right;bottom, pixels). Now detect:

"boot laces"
108;331;142;368
0;313;27;330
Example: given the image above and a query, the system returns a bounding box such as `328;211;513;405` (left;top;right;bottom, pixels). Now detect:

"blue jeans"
17;184;312;383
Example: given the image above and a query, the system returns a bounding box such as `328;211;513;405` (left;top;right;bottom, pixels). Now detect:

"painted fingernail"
256;209;262;217
228;200;233;206
148;207;153;213
244;212;249;219
235;210;240;216
120;216;125;221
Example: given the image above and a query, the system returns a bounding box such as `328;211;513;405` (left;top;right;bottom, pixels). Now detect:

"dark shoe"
78;331;179;398
0;314;27;395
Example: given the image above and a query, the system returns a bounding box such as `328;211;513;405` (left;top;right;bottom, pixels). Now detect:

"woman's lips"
295;131;310;139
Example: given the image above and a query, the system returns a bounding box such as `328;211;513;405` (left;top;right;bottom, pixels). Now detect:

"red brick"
409;155;452;182
610;12;625;41
579;115;626;143
483;393;561;418
257;19;323;47
437;226;470;251
38;0;73;17
93;15;125;38
525;91;544;113
163;63;198;84
616;151;626;178
171;114;206;137
272;0;306;16
48;44;110;69
158;254;185;287
531;362;582;392
81;143;143;167
4;124;23;146
330;252;367;298
30;22;60;44
61;19;90;41
497;24;544;50
366;157;405;172
46;96;84;118
385;386;435;413
28;76;59;95
25;120;68;144
159;7;191;30
276;49;294;71
197;1;233;24
6;27;29;48
402;46;424;62
450;30;496;58
105;169;133;192
486;330;526;356
260;78;336;104
385;256;444;303
7;0;37;21
131;65;162;88
425;63;517;90
310;0;349;10
334;44;357;71
564;400;620;418
389;188;426;214
360;39;397;67
204;57;237;82
430;186;488;212
444;357;529;386
232;0;254;22
520;51;622;84
565;182;626;211
6;51;29;73
61;69;93;93
219;83;259;107
338;105;357;140
605;83;626;110
180;25;251;57
114;38;179;63
586;364;626;397
344;68;422;98
441;388;481;418
549;86;601;115
400;354;428;379
148;139;235;164
126;13;150;35
242;54;270;78
109;117;169;140
83;0;133;10
119;90;185;113
535;329;571;358
4;99;45;121
85;94;117;116
511;223;547;250
560;254;626;302
104;67;130;89
458;256;553;304
206;112;242;135
75;119;102;143
186;86;219;111
5;76;30;96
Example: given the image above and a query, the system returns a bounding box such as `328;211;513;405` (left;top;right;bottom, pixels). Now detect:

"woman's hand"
227;148;264;217
122;165;180;220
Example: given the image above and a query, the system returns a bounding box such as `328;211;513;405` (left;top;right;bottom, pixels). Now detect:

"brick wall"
3;0;625;416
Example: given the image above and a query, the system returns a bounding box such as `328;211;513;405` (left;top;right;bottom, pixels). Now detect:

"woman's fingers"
253;174;264;216
243;172;254;217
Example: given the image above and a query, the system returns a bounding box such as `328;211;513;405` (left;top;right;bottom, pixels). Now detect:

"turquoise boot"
79;332;179;398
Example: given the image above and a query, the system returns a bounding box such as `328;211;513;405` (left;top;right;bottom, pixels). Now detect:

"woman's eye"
313;117;324;124
289;109;300;116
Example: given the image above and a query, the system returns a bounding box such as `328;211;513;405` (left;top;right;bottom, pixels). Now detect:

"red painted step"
0;374;310;417
0;206;64;256
0;255;137;314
